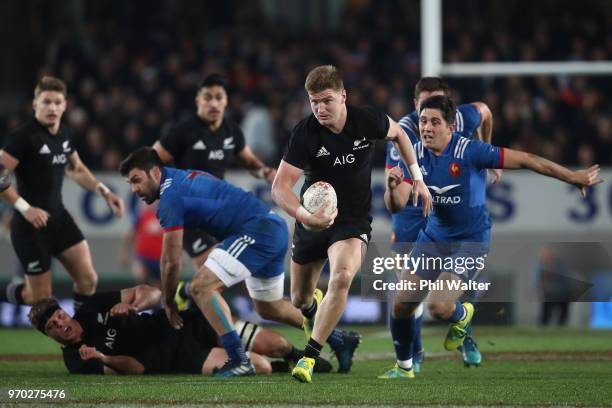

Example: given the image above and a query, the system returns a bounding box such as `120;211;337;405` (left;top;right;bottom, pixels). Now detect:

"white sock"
397;359;412;370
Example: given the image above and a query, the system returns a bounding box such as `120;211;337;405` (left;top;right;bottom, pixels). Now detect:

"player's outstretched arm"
160;229;184;329
503;148;603;197
384;166;411;213
66;152;125;217
385;118;432;216
237;146;276;183
79;345;145;375
0;150;49;228
272;160;336;230
117;284;162;313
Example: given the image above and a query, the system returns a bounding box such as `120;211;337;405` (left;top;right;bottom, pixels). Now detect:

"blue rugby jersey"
156;167;270;239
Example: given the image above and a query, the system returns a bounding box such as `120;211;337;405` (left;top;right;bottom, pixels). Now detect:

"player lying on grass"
119;147;359;377
380;94;603;379
28;284;332;375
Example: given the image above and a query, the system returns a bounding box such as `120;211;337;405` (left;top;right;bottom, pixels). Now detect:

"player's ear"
341;89;346;103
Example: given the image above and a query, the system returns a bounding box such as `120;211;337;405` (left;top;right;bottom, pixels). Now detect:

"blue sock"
219;331;248;363
413;314;423;354
390;315;415;362
326;329;344;349
448;301;465;323
465;322;473;338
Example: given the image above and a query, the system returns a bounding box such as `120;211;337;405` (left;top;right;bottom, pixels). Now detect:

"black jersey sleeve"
232;123;246;154
62;347;104;374
360;107;390;140
282;120;310;169
78;291;122;315
2;128;31;163
158;123;185;160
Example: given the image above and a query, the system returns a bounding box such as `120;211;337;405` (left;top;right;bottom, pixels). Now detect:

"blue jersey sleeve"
465;140;504;170
456;104;482;138
387;115;419;168
385;141;401;168
156;189;185;232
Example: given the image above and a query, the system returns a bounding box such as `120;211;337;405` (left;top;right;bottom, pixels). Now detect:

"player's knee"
328;269;353;293
290;290;310;309
75;271;98;295
250;354;272;374
253;301;276;321
392;301;414;319
428;301;451;320
190;273;216;298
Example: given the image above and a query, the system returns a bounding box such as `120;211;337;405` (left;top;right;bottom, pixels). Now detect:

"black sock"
301;298;318;319
304;338;323;359
2;283;25;305
73;292;91;312
283;346;303;362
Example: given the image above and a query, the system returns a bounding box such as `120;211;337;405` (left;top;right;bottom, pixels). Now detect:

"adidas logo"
39;144;51;154
316;146;330;157
193;140;206;150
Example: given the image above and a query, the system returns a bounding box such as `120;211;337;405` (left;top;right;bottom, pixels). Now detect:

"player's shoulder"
349;105;385;120
291;114;318;136
58;123;74;140
6;120;38;139
450;134;472;159
398;111;420;143
169;114;200;134
455;103;481;134
223;117;243;133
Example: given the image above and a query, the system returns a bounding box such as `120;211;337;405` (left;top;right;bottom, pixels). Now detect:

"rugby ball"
301;181;337;230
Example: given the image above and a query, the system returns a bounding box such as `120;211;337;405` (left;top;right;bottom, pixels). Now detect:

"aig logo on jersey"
333;154;355;166
52;154;67;164
208;150;224;160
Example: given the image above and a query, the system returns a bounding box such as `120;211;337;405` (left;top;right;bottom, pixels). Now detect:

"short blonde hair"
34;76;67;98
305;65;344;93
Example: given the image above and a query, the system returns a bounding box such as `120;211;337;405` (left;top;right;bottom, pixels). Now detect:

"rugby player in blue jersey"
379;95;602;379
385;77;498;370
119;147;357;377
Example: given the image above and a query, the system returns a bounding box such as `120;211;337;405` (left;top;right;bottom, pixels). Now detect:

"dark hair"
34;76;67;98
198;73;227;91
419;95;456;125
119;147;164;177
305;65;344;93
414;77;450;99
28;298;61;334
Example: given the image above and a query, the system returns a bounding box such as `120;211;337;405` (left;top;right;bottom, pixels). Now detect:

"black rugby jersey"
2;120;75;216
283;106;389;223
62;292;168;374
158;115;246;179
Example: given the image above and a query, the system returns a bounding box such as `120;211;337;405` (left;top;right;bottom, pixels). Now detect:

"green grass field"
1;325;611;407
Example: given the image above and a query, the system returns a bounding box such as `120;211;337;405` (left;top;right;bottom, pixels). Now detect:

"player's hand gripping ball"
301;181;337;231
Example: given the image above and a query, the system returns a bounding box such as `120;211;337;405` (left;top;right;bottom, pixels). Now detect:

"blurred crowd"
0;0;611;170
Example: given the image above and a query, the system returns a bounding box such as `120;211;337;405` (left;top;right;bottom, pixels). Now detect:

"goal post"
421;0;612;77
